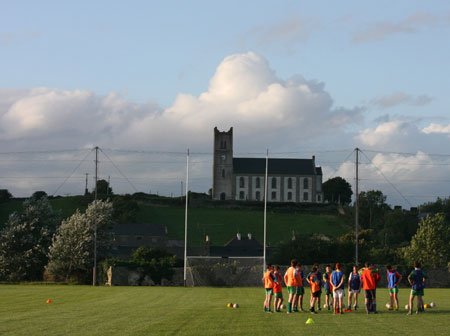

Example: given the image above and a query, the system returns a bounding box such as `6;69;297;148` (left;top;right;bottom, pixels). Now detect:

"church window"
287;192;292;201
303;178;309;189
239;191;245;200
220;140;227;149
271;177;277;189
239;177;245;188
256;177;260;188
256;191;261;201
318;194;321;202
287;178;292;189
220;192;226;200
303;192;308;201
221;169;225;178
271;191;276;200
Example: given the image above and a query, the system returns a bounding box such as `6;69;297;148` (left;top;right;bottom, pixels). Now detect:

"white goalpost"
183;149;269;286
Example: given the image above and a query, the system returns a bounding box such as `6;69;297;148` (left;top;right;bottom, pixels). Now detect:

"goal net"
185;256;264;287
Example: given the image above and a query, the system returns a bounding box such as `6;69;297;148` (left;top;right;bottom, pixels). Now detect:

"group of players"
262;260;428;315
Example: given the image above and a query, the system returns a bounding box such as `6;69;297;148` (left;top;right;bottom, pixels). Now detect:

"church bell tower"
212;127;233;200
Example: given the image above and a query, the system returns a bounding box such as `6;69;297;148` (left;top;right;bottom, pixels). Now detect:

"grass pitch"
0;286;449;336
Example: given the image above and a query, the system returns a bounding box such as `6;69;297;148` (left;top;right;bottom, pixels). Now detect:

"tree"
95;179;113;197
0;197;61;281
46;200;114;282
32;191;48;200
358;190;390;230
0;189;12;203
401;213;450;268
322;177;353;205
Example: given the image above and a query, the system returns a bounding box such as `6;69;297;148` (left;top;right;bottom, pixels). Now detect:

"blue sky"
1;1;450;206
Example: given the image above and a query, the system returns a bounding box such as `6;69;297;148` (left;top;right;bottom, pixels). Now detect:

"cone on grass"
46;299;52;304
305;318;315;325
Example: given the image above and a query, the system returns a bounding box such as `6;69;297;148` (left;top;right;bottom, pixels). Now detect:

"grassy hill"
0;196;351;247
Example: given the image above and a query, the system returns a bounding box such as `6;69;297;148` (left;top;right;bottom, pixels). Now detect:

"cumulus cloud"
371;91;433;109
422;123;450;135
352;12;448;43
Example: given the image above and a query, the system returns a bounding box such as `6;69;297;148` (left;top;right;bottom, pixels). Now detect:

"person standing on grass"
284;259;298;314
307;266;321;314
361;262;381;314
295;263;305;312
322;265;333;310
407;261;428;315
273;266;284;312
347;265;361;310
331;263;345;314
262;263;275;313
307;263;322;311
386;264;402;311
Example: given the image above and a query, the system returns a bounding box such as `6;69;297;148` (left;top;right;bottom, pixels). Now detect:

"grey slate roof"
233;158;321;175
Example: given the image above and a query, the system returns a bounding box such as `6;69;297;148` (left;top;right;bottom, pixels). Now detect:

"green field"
1;285;448;335
0;197;350;246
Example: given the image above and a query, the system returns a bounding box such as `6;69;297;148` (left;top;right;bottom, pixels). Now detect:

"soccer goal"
185;256;264;287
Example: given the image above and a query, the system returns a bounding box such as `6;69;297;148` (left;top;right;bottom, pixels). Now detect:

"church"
212;127;324;203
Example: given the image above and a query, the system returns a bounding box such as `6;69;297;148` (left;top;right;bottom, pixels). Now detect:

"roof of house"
233;158;321;175
111;223;166;236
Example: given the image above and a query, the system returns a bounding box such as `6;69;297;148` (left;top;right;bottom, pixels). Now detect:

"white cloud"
422;123;450;135
371;91;433;109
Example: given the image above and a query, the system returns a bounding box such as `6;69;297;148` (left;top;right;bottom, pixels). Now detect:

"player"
331;263;345;314
295;263;305;312
307;266;321;314
347;265;361;310
309;263;322;311
361;262;381;314
407;261;428;315
386;264;402;310
262;263;274;312
273;266;284;312
284;259;298;314
322;265;333;310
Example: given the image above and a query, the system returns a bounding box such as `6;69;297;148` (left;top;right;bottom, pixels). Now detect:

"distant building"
212;127;323;203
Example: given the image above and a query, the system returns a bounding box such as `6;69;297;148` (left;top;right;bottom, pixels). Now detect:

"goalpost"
183;149;269;287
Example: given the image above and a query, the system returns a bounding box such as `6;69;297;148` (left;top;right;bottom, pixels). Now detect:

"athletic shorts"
388;287;399;294
296;286;304;295
265;288;273;294
274;292;283;299
312;291;321;298
349;289;360;294
324;289;332;295
364;289;376;299
287;286;296;294
333;289;345;298
411;289;424;296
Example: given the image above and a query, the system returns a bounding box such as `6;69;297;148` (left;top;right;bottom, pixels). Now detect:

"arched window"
256;191;261;201
287;192;292;201
256;177;260;189
271;191;276;200
303;178;309;189
239;177;245;188
220;192;226;200
303;192;308;201
239;191;245;200
287;177;293;189
271;177;277;189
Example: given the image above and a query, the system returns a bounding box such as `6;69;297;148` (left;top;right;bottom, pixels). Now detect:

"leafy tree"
0;189;12;203
32;191;48;200
0;197;61;281
95;179;113;197
46;200;114;282
401;213;450;268
112;195;139;224
322;177;353;205
358;190;390;230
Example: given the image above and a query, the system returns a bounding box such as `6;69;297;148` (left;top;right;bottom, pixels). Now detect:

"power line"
99;148;139;193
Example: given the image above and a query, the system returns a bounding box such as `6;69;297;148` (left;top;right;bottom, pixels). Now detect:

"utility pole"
263;149;268;274
355;148;359;266
183;149;189;287
93;146;99;286
84;173;89;195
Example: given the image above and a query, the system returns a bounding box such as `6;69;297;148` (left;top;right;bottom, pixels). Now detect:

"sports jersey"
349;271;361;290
273;273;283;293
308;273;320;293
284;266;297;287
331;270;345;290
263;270;274;289
361;268;380;290
295;270;303;287
323;271;333;291
409;269;427;290
387;270;401;288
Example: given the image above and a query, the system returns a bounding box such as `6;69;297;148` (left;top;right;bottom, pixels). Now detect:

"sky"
1;0;450;207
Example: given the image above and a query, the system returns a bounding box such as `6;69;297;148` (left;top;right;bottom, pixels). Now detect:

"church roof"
233;158;321;175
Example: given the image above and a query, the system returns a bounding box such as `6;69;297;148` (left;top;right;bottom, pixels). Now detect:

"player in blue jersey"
386;264;402;310
331;263;345;314
347;265;361;310
407;261;428;315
